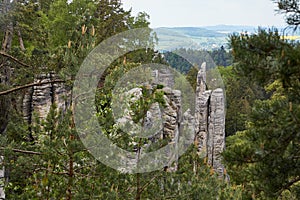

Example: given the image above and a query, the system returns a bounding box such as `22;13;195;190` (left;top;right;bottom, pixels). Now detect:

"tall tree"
223;14;300;200
209;46;233;67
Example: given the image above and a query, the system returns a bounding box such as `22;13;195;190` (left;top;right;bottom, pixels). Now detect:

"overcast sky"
122;0;286;28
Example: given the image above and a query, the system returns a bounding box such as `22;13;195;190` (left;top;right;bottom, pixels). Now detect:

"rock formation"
20;63;225;176
113;64;225;175
195;63;226;177
22;73;70;124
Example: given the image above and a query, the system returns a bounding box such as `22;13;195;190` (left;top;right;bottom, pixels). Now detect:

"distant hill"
159;27;226;37
153;25;299;51
154;27;227;51
203;25;259;34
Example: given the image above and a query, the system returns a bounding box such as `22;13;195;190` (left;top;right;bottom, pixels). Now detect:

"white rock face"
195;63;226;177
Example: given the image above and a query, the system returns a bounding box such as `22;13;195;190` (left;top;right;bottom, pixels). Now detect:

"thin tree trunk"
1;22;13;52
0;3;14;199
17;28;25;51
136;172;141;200
66;153;74;200
66;135;74;200
135;139;142;200
0;1;14;132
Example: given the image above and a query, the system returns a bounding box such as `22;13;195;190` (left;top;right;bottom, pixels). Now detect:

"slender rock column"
208;88;225;177
194;62;226;177
195;62;209;156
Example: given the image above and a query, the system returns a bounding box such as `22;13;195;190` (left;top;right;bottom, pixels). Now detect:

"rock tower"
20;63;226;176
194;63;226;176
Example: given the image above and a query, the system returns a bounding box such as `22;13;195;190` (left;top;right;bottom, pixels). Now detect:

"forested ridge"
0;0;299;199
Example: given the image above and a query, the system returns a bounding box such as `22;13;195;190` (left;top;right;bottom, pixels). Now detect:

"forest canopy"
0;0;299;199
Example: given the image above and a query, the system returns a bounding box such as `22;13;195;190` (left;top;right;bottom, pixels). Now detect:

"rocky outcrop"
152;68;175;88
113;64;225;175
22;73;70;123
195;90;211;157
21;64;226;176
195;63;226;177
208;89;225;176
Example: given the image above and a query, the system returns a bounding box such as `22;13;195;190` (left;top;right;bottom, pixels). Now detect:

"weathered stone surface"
22;87;33;123
115;87;165;139
115;86;181;141
152;68;175;88
195;90;211;157
53;82;71;114
194;62;226;177
112;84;182;173
162;94;178;139
23;73;71;122
196;62;207;96
144;102;163;138
20;64;226;177
32;74;53;119
208;88;225;176
182;109;195;148
163;88;182;172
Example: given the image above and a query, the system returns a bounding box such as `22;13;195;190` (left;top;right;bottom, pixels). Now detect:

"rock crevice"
195;63;226;177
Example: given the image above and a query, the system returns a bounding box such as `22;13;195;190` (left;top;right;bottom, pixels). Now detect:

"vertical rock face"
195;63;210;156
195;62;226;177
196;62;207;95
22;73;70;123
162;87;181;140
53;81;70;113
195;90;211;157
31;74;53;120
22;87;33;123
21;64;226;177
208;89;225;176
153;68;175;88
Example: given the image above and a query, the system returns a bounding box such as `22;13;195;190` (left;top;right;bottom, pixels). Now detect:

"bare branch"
139;174;161;193
0;147;42;155
0;51;32;68
0;79;66;96
279;176;300;196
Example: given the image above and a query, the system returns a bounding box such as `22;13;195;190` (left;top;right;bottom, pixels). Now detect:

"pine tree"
0;1;243;199
223;27;300;199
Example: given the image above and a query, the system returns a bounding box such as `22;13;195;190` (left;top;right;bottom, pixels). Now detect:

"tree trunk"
0;0;14;134
0;2;14;199
136;172;141;200
17;28;25;51
1;22;13;52
66;135;74;200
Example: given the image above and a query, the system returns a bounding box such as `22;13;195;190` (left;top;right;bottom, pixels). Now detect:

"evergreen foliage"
0;0;239;199
224;24;300;200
